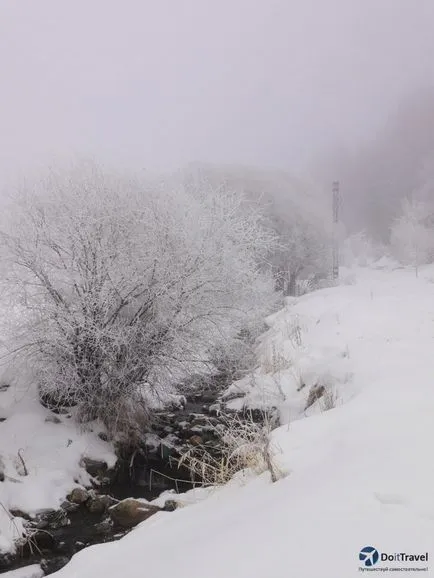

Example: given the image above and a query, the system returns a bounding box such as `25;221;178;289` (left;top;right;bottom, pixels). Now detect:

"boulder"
108;498;162;528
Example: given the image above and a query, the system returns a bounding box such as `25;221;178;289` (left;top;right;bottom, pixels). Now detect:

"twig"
17;448;28;476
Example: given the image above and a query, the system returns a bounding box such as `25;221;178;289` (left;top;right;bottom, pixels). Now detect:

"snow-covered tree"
183;163;331;296
0;162;278;436
390;198;434;273
268;207;330;296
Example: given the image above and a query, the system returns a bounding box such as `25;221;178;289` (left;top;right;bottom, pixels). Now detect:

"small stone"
99;494;119;508
188;435;203;446
68;487;89;504
45;415;62;424
86;497;106;515
80;457;108;478
208;403;221;416
9;509;31;520
36;509;70;530
163;499;178;511
34;519;49;530
60;500;80;513
56;540;69;553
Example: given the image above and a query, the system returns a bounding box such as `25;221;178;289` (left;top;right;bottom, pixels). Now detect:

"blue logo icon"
359;546;380;567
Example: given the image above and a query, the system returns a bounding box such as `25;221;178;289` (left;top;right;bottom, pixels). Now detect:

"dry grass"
177;412;283;486
262;342;290;374
305;383;341;412
319;386;340;412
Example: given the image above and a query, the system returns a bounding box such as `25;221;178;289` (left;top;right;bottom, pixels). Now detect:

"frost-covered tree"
183;163;331;296
0;162;278;436
390;198;434;273
268;207;330;296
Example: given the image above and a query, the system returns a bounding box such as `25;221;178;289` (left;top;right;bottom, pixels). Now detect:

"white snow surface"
2;564;44;578
48;265;434;577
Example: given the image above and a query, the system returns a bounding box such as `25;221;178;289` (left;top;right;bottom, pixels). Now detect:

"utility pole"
332;181;340;280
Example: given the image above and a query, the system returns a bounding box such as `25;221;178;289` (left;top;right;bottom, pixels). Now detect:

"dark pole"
332;181;340;279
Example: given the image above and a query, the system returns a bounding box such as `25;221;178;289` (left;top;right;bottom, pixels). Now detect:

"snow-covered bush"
0;161;278;436
390;198;434;271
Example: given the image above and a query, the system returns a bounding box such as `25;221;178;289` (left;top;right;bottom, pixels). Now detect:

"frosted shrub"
0;162;278;436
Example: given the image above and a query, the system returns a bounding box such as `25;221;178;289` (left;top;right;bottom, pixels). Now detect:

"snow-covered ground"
0;381;116;554
48;264;434;577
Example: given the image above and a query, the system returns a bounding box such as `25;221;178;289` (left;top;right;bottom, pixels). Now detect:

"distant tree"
268;207;330;296
390;198;434;273
183;163;331;296
0;162;278;437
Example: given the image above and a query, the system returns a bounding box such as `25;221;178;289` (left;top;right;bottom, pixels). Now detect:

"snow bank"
51;265;434;577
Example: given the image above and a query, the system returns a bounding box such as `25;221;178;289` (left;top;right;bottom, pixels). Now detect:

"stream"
1;380;240;575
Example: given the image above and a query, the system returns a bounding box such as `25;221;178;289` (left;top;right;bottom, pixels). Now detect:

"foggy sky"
1;0;434;182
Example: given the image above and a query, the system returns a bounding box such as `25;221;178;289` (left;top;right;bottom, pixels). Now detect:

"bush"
0;162;278;436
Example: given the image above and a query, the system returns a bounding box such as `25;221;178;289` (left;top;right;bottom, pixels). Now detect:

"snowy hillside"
47;265;434;578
